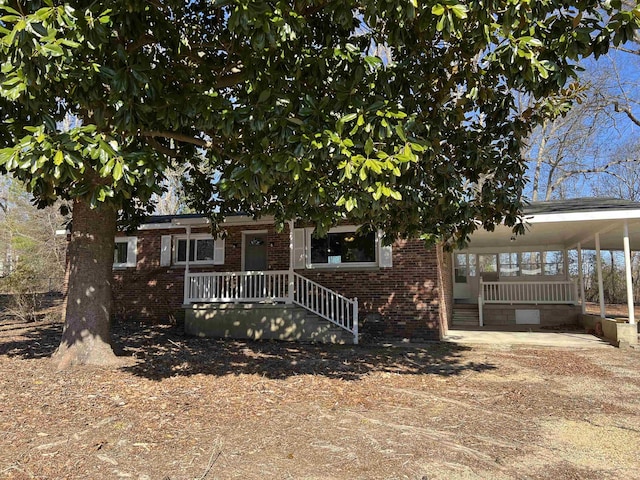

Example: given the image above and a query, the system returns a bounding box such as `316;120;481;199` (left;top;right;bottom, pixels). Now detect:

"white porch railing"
186;270;291;303
184;271;358;344
481;280;578;305
478;279;578;327
291;272;358;344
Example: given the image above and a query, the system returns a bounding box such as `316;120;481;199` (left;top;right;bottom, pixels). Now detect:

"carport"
450;199;640;344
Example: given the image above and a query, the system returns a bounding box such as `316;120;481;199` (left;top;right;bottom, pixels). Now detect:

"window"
520;252;541;275
174;235;223;265
454;253;476;283
499;253;519;277
309;229;376;266
543;251;564;275
113;237;137;268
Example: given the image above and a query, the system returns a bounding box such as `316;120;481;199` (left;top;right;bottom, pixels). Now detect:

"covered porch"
452;199;640;345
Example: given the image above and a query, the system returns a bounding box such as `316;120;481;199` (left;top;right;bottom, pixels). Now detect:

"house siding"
112;222;444;340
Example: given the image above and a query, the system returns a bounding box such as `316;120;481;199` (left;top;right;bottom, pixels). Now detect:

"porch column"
595;232;605;318
287;219;294;304
183;226;192;304
577;243;586;314
623;222;635;325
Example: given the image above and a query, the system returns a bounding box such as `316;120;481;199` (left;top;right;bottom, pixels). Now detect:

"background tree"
524;53;640;201
1;1;638;366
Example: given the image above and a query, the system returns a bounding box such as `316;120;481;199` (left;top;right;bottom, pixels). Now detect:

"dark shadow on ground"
0;319;497;381
0;320;62;359
113;321;496;381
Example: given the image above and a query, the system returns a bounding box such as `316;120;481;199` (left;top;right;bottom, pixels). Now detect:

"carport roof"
463;198;640;251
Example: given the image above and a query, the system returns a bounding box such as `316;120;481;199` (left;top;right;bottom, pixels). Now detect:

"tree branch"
613;45;640;56
215;72;246;89
614;102;640;127
144;137;186;159
142;131;212;149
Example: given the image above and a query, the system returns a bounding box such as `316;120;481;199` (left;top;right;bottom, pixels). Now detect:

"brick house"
111;199;640;343
112;214;452;344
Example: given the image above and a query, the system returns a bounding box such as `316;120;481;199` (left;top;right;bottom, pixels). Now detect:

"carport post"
623;222;635;325
595;233;605;318
577;243;585;314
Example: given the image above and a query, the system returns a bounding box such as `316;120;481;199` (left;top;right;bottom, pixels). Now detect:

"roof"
465;198;640;251
523;198;640;215
139;213;208;224
138;199;640;251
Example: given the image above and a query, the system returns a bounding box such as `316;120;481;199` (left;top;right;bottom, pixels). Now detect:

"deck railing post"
183;226;191;305
353;298;359;345
288;271;294;304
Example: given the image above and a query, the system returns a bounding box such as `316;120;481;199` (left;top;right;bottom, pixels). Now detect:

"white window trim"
174;234;222;265
306;226;378;269
113;236;137;268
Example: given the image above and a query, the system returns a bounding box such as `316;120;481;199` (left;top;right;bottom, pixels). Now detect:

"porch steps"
452;304;480;327
301;311;352;344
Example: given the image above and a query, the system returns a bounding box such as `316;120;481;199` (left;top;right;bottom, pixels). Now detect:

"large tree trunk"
54;198;119;368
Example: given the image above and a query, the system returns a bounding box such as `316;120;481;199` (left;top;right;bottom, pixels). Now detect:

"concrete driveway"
444;327;612;348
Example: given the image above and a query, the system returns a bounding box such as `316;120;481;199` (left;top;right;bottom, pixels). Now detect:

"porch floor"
444;327;612;348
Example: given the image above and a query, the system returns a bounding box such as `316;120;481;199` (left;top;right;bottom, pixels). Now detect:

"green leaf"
53;150;64;165
112;160;123;181
257;89;271;103
432;4;445;15
364;138;374;156
450;4;468;19
340;113;358;123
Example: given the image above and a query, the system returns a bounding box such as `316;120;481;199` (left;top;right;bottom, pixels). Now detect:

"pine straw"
0;315;639;480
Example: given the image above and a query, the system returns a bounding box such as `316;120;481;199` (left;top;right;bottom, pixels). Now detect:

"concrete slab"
444;328;613;348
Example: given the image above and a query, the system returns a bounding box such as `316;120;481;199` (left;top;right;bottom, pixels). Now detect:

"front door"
244;233;268;271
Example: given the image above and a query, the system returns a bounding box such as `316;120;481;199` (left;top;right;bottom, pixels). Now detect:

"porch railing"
481;280;578;305
184;270;358;344
186;270;291;303
478;279;578;327
291;272;358;343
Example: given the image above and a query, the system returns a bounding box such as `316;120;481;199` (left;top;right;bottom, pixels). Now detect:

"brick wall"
112;221;444;340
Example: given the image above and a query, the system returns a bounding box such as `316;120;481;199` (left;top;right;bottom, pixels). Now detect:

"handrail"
291;272;358;344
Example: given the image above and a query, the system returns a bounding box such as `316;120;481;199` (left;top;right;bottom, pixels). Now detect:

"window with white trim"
543;251;564;275
308;227;377;267
499;252;519;277
113;237;137;268
174;234;224;265
454;253;476;283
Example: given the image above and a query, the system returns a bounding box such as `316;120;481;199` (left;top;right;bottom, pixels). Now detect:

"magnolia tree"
0;0;638;366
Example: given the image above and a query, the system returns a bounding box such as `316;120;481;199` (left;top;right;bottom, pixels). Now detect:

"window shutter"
160;235;172;266
127;237;138;267
378;231;393;268
213;238;225;265
293;228;306;269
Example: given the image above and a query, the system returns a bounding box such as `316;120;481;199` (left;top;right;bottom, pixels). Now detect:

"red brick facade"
113;219;449;341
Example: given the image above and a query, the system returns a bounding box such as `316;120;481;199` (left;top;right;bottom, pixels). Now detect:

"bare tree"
524;53;640;201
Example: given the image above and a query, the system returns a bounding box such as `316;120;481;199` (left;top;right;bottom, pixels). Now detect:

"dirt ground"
1;314;640;480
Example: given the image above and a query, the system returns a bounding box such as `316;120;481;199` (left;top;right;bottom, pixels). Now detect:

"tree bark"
54;198;119;368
